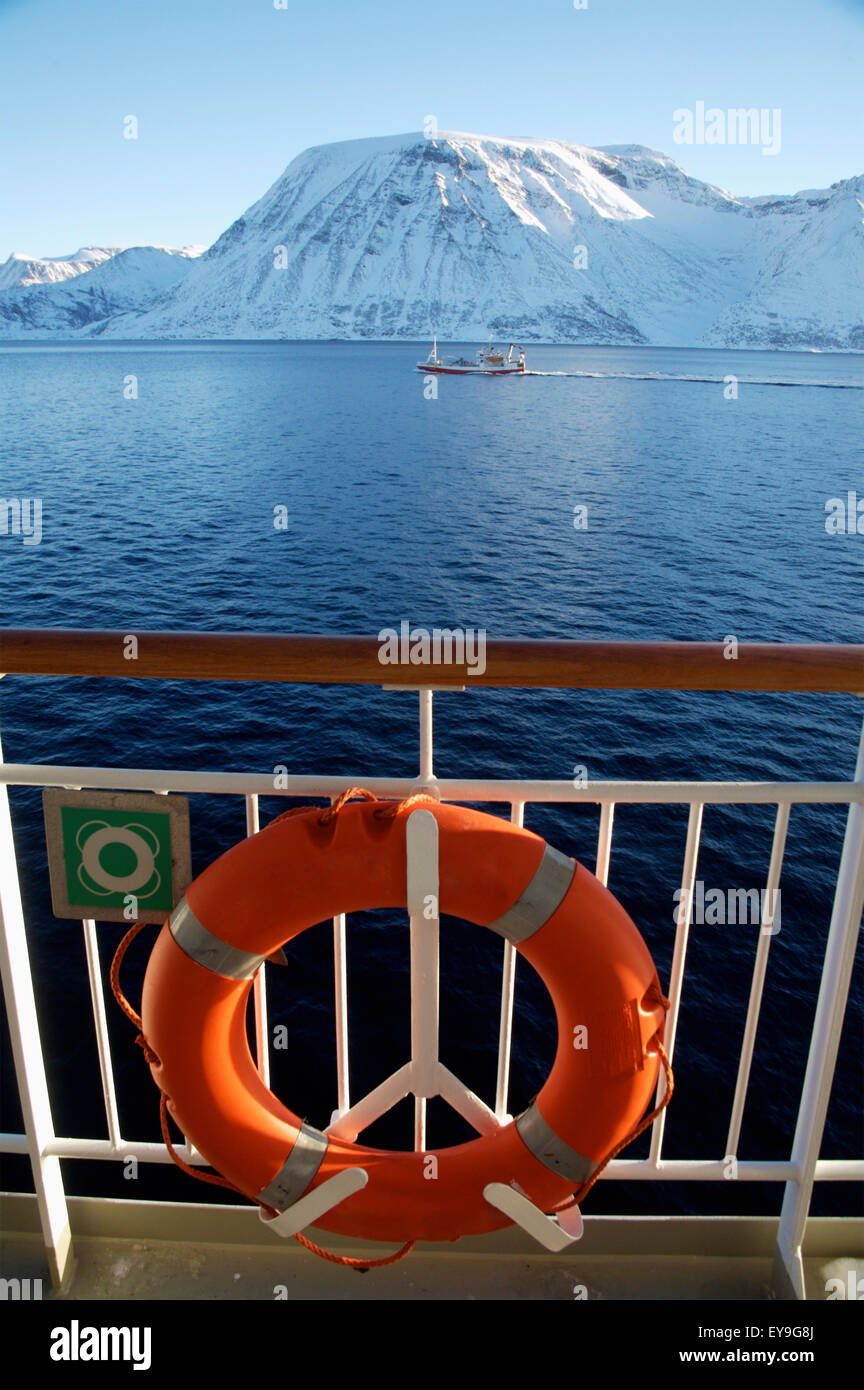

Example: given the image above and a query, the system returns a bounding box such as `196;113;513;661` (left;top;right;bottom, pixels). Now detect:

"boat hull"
416;364;526;375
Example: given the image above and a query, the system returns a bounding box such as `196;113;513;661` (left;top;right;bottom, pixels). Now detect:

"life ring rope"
269;784;439;828
558;1028;673;1211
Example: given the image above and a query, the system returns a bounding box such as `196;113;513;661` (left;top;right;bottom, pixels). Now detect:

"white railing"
1;687;862;1299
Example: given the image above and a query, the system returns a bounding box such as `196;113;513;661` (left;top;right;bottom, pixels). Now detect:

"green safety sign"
42;789;191;922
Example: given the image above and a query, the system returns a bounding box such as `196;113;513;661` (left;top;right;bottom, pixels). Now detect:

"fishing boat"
418;335;526;374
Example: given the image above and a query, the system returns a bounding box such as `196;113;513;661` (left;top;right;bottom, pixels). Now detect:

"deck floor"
4;1230;850;1300
4;1199;861;1301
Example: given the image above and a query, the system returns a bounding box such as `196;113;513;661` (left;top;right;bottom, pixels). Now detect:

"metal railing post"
774;711;864;1300
726;803;790;1156
0;719;73;1288
418;689;434;783
649;801;703;1165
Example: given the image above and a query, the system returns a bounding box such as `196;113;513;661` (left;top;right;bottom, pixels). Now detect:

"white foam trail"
524;370;861;389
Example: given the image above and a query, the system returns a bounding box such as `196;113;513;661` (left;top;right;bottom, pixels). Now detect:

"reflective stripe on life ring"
485;843;575;942
169;897;266;980
257;1123;328;1210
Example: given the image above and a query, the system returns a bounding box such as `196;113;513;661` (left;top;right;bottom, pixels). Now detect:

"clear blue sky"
1;0;861;259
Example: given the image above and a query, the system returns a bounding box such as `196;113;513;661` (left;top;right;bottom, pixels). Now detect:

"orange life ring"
141;799;667;1243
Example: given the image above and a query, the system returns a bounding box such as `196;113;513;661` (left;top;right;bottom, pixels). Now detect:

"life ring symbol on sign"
76;819;162;899
137;795;670;1250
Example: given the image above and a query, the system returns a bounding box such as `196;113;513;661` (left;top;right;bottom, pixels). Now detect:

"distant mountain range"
0;246;127;290
2;133;861;349
0;245;204;336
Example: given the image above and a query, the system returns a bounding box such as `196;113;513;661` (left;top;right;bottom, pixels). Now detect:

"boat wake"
525;370;862;389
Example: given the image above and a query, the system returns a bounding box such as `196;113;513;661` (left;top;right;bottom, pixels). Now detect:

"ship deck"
3;1194;861;1301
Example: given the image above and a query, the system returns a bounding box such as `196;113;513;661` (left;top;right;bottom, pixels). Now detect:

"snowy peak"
247;130;652;231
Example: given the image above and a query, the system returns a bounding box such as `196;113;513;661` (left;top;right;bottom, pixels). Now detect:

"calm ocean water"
0;340;861;1218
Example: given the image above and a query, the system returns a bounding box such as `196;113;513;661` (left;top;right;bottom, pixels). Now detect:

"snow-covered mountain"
6;134;863;347
700;176;864;349
0;244;205;335
0;246;128;290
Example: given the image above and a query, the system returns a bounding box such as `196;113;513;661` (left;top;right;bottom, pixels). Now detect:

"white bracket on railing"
407;807;440;1150
259;1167;369;1238
484;1182;584;1252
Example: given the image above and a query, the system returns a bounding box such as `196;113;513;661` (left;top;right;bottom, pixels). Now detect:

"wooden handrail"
0;629;862;692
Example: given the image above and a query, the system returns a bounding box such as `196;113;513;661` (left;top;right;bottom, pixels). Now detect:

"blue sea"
0;341;862;1219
